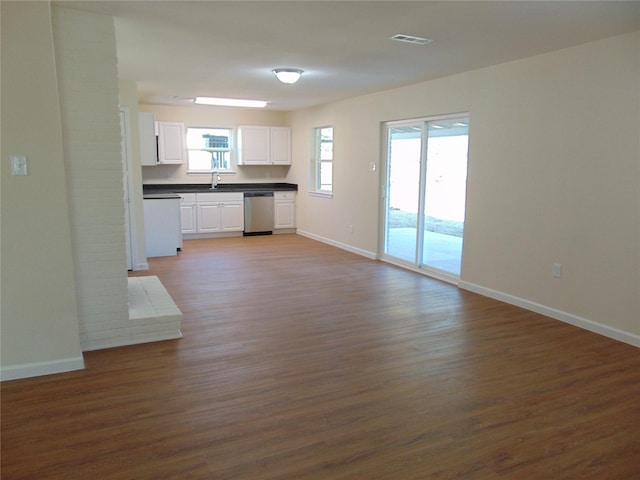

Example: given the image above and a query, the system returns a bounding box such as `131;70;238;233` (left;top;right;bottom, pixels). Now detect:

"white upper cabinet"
237;126;291;165
138;112;158;166
139;115;185;166
270;127;292;165
237;126;270;165
157;121;185;164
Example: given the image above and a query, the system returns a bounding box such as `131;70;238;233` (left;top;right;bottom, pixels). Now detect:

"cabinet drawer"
180;193;197;204
274;192;295;201
196;192;243;203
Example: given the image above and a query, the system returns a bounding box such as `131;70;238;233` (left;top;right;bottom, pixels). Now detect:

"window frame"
310;126;334;196
186;126;235;174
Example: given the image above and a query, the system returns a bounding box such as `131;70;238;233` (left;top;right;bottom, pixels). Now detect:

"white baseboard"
295;232;638;348
458;281;640;348
81;330;183;352
1;355;85;382
296;230;377;260
182;232;242;240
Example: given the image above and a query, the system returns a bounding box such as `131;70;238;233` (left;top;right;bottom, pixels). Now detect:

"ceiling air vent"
390;34;433;45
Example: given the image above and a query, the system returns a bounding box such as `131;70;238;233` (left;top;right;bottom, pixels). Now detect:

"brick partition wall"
52;7;130;350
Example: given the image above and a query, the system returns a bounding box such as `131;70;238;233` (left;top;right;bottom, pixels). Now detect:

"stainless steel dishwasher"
243;191;274;235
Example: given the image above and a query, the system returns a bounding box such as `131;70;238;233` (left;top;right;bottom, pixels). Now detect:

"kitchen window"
187;127;233;173
311;126;333;194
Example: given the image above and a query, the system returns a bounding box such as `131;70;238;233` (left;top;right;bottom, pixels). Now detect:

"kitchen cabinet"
237;126;291;165
139;112;158;166
195;192;244;233
179;193;197;234
138;114;185;166
157;121;185;164
274;192;296;229
269;127;292;165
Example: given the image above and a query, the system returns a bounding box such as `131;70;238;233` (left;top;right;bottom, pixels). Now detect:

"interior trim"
296;230;376;260
459;281;640;348
1;356;85;382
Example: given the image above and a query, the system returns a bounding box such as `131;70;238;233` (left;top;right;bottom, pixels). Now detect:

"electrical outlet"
552;263;562;278
11;155;28;176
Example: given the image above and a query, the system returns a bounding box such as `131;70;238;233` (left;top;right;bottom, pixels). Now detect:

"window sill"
187;171;236;176
309;191;333;199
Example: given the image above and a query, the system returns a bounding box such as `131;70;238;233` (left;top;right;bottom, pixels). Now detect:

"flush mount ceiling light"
273;68;304;84
390;34;433;45
194;97;267;108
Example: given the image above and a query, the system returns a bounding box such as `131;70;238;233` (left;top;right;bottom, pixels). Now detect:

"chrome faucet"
211;170;221;189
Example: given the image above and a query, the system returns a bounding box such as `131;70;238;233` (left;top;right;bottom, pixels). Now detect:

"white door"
381;115;469;280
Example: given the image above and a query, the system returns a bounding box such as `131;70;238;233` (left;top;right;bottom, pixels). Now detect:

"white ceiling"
56;1;640;111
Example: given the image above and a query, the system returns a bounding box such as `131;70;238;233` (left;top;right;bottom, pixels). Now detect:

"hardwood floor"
2;234;639;479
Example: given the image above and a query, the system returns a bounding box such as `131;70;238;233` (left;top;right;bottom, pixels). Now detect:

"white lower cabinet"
179;194;197;234
274;192;296;229
182;192;244;236
197;202;222;232
219;202;244;231
178;190;296;237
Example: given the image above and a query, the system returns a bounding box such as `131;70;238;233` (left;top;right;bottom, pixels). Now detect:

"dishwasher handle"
244;191;274;198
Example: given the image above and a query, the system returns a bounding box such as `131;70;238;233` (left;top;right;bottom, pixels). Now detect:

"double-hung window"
186;127;233;173
311;126;333;194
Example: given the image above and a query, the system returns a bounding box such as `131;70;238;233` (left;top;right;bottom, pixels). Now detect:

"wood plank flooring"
2;235;639;479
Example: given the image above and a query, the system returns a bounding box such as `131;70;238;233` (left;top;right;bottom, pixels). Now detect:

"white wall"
1;1;84;380
289;32;640;344
51;6;130;351
139;104;291;184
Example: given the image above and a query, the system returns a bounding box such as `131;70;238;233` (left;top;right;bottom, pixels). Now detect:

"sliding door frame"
379;113;469;285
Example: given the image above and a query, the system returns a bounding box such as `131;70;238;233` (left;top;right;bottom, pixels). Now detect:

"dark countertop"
143;183;298;194
143;193;181;199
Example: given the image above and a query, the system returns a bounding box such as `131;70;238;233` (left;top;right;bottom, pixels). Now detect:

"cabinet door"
138;112;158;166
180;203;197;234
197;203;222;232
270;127;291;165
274;201;295;228
238;126;270;165
220;202;245;231
157;122;185;164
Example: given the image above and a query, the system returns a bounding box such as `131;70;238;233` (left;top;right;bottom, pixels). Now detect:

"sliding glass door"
382;116;469;280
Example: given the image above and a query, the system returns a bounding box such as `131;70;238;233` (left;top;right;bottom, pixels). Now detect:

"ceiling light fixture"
390;34;433;45
194;97;267;108
273;68;304;84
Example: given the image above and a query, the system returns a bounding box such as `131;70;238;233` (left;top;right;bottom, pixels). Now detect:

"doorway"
381;115;469;282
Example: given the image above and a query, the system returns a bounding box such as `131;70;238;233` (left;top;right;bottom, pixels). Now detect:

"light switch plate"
11;155;28;176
